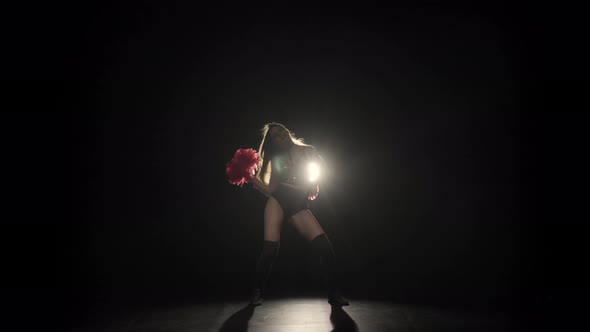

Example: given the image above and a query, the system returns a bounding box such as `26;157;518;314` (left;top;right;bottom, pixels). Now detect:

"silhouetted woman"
248;122;349;306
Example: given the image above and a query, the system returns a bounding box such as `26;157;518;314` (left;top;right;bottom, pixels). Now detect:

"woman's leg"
290;210;349;305
289;209;324;242
251;197;284;305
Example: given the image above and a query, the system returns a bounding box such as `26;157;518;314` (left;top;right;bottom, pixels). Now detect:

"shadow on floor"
218;304;255;332
330;305;359;332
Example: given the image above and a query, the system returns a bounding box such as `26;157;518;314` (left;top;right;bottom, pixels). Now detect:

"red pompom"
226;148;260;187
308;184;320;200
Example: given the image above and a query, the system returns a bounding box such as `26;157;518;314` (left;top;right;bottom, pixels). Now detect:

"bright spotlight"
307;162;320;182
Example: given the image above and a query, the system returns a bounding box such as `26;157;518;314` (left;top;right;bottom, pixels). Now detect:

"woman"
248;122;349;306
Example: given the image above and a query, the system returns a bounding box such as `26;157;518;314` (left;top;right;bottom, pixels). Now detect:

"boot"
250;240;279;306
328;288;350;306
250;288;263;306
310;234;351;306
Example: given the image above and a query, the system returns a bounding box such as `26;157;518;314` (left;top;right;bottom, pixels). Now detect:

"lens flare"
307;162;320;182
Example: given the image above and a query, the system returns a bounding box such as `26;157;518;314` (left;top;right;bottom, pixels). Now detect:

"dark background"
7;2;584;329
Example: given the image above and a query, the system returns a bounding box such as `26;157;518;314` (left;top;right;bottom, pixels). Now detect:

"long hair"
256;122;310;185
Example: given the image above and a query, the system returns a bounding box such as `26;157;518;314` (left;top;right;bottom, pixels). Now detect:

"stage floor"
68;295;528;331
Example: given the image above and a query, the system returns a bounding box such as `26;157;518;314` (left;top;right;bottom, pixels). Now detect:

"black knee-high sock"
310;233;338;294
252;240;279;292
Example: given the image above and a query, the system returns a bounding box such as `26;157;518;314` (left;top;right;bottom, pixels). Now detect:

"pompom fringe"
226;148;260;187
308;184;320;200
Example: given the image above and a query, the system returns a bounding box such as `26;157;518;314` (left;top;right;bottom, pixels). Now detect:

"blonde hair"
256;122;311;184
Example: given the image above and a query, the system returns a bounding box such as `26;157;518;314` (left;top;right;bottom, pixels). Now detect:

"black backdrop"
8;2;583;328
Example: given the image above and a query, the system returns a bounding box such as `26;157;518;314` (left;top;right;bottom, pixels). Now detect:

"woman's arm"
250;165;280;197
250;177;272;196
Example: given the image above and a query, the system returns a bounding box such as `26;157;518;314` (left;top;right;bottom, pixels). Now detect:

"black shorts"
271;184;310;219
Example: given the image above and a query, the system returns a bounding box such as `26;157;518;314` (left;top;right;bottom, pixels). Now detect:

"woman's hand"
250;176;273;197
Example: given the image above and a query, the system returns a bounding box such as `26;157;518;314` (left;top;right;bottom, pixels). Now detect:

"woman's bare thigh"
289;209;325;242
263;197;285;241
